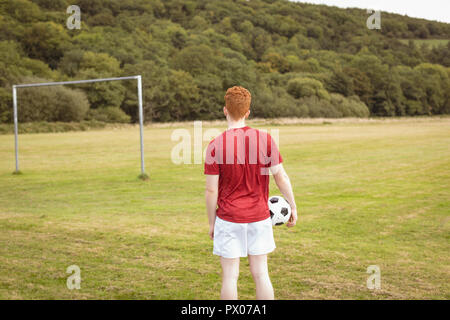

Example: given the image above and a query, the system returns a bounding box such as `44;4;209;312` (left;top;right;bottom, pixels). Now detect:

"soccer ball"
268;196;291;226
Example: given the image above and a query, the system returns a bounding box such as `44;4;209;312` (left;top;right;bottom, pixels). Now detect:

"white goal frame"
12;75;147;177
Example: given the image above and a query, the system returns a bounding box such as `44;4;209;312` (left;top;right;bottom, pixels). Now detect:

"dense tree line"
0;0;449;123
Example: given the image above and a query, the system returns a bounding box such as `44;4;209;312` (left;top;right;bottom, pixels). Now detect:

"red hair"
224;86;251;120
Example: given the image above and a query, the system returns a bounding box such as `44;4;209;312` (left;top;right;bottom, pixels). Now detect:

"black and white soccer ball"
268;196;291;226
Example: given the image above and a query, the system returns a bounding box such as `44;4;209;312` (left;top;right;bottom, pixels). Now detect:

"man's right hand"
286;208;298;227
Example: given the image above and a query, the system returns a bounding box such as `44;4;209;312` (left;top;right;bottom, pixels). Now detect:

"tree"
21;22;70;68
251;28;273;60
414;63;450;114
326;67;354;96
1;0;450;124
74;52;126;109
287;78;330;100
262;53;290;73
3;0;42;23
171;44;216;75
151;70;200;122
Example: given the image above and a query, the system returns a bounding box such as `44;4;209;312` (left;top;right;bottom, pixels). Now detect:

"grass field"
0;117;449;299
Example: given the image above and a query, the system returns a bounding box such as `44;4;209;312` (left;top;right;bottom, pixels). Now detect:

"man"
204;86;297;300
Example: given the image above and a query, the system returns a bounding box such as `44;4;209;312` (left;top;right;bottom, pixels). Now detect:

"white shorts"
213;216;276;258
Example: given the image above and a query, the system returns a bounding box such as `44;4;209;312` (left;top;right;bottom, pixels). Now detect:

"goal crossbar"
12;75;147;177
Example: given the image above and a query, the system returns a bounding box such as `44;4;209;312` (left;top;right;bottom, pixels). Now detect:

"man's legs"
248;254;274;300
220;257;240;300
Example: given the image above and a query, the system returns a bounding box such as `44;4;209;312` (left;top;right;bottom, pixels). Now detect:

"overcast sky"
291;0;450;24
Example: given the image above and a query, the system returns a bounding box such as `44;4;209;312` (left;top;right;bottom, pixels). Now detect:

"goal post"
12;75;148;179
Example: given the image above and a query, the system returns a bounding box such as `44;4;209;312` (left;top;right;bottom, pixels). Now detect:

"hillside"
0;0;449;123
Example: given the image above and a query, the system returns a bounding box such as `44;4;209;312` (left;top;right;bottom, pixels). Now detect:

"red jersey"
204;126;282;223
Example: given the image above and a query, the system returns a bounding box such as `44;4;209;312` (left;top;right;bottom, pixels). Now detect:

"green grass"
0;117;449;299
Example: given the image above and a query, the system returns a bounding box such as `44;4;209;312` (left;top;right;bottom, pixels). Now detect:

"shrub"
296;94;369;118
0;87;12;123
298;94;369;118
287;77;330;100
299;96;341;118
86;107;131;123
57;89;91;122
0;121;108;135
330;94;370;117
252;85;307;118
16;78;89;122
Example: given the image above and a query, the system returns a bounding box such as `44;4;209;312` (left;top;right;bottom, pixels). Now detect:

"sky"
290;0;450;24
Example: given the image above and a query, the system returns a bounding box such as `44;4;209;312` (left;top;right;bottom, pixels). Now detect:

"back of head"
224;86;251;120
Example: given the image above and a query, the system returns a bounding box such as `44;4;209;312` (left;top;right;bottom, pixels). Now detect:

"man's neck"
227;119;247;130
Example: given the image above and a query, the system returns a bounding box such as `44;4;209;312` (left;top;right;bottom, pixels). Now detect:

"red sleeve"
266;134;283;167
204;140;219;175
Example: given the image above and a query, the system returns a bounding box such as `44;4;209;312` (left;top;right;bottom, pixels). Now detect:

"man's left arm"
205;174;219;239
